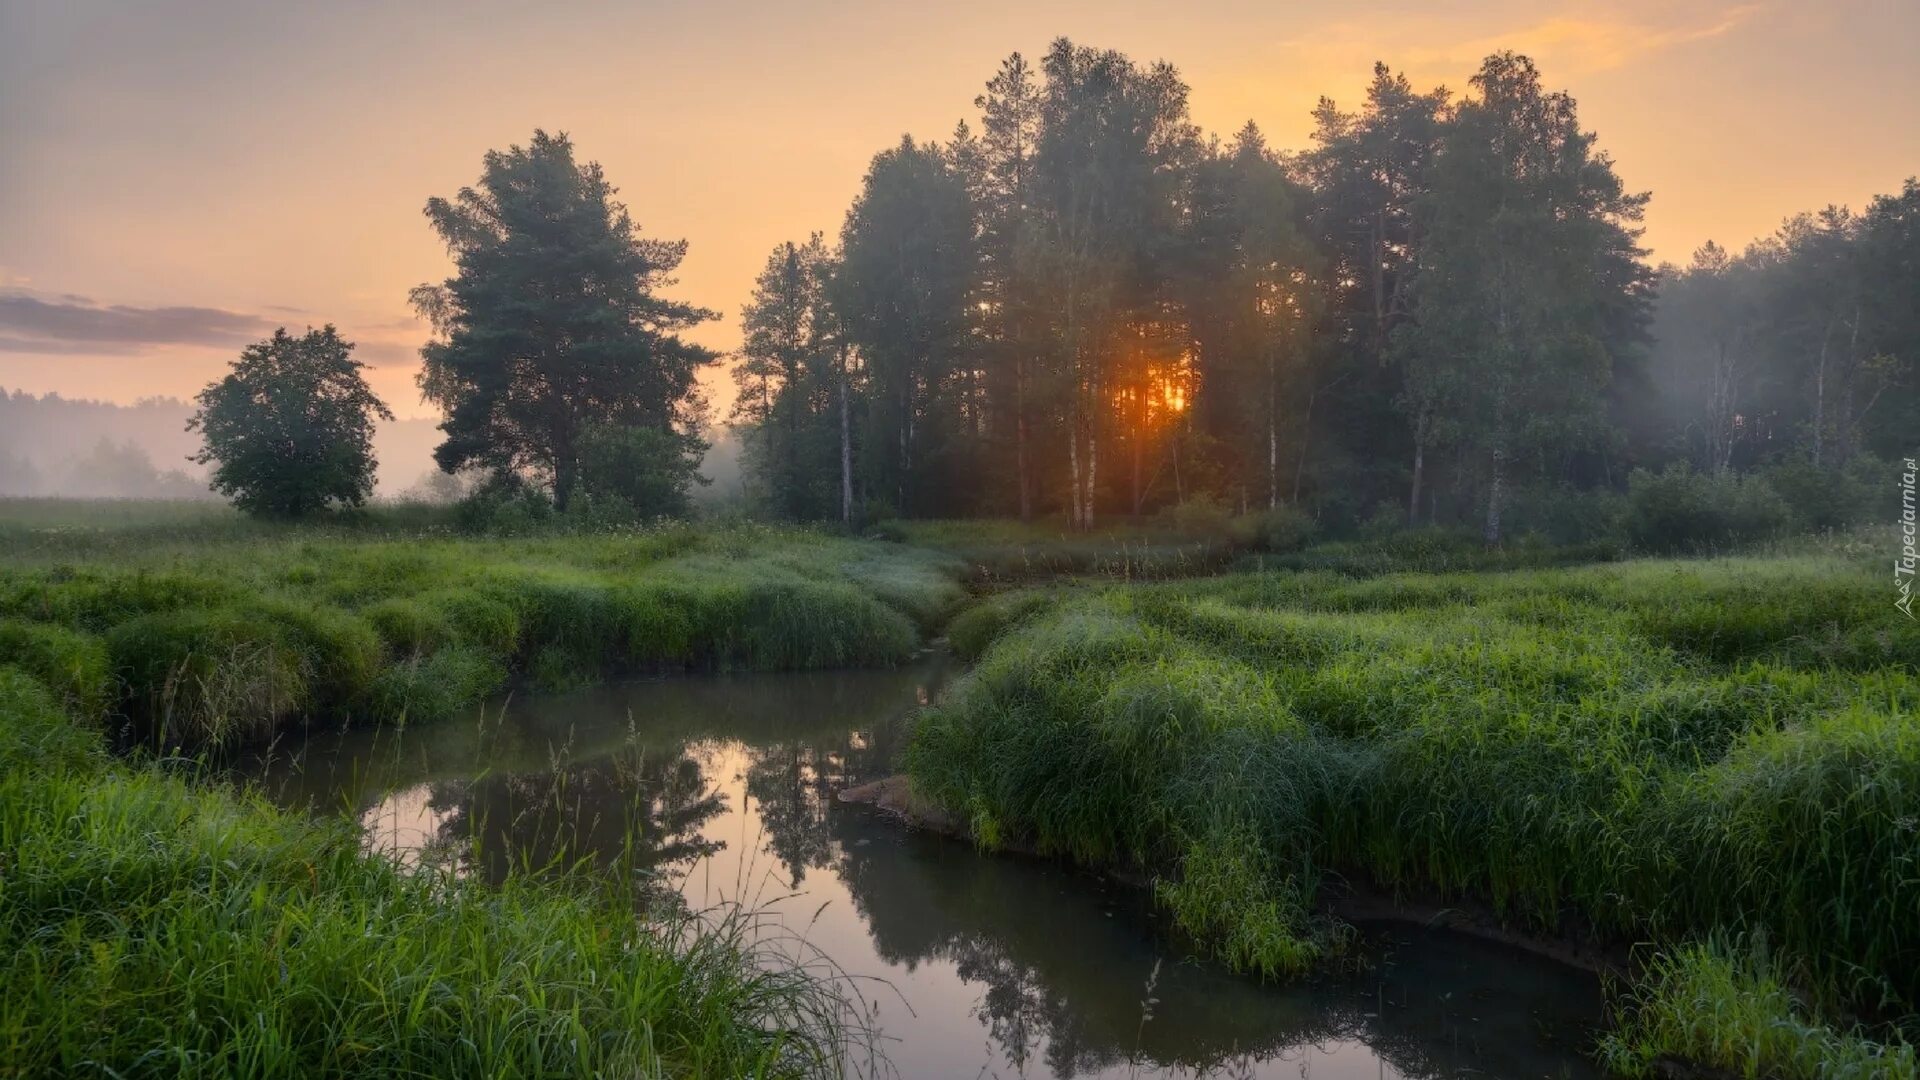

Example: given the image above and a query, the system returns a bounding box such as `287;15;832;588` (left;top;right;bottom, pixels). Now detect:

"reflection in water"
242;653;1601;1079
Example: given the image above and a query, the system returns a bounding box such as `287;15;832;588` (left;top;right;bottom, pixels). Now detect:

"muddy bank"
841;773;1629;976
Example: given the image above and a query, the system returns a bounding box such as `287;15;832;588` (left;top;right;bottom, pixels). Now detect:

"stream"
241;650;1604;1079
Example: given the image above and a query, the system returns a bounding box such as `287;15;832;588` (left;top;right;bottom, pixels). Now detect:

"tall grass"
906;550;1920;1071
0;522;963;749
0;656;873;1078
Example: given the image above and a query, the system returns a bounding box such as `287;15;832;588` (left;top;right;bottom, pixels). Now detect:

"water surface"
245;653;1604;1079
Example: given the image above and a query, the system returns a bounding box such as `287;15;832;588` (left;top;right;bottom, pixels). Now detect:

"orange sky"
2;0;1915;420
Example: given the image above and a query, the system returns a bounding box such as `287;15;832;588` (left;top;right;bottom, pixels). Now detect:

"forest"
723;44;1914;545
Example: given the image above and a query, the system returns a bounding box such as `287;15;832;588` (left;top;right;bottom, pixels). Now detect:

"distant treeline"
722;41;1917;540
0;387;451;501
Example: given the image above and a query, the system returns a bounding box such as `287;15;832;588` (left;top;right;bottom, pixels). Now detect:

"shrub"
576;422;706;519
1235;504;1319;553
454;476;555;534
1158;494;1232;538
1758;457;1878;533
1624;463;1792;552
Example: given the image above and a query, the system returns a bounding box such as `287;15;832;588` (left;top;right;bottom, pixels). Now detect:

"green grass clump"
945;589;1058;660
0;521;962;748
0;741;861;1077
1599;940;1917;1079
907;549;1920;1068
0;618;112;718
366;645;507;725
0;667;102;772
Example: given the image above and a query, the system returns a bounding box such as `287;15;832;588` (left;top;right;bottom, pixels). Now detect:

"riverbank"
0;521;964;750
901;542;1920;1078
0;516;966;1077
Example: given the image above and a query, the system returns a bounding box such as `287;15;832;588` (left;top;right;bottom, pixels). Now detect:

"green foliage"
189;326;393;518
577;422;708;519
0;756;860;1078
0;619;111;718
5;521;959;749
1234;504;1319;553
907;551;1919;1050
1599;940;1916;1079
0;668;101;774
946;589;1058;660
1623;463;1793;552
366;644;505;725
414;130;716;511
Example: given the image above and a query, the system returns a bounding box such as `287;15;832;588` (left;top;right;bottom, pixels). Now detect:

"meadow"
4;498;1914;1077
0;503;964;1077
906;538;1920;1078
0;503;963;750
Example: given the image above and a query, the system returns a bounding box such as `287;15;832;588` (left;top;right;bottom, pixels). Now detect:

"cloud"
1273;2;1763;91
349;339;423;368
0;292;275;351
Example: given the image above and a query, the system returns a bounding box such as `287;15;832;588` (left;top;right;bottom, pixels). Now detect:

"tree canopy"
412;130;717;510
189;326;392;518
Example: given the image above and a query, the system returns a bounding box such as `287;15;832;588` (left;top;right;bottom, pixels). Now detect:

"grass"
1599;939;1917;1079
904;540;1920;1072
0;505;935;1076
887;516;1250;584
0;516;964;749
0;663;868;1078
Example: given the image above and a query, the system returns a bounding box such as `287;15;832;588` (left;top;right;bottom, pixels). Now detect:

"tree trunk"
1409;439;1425;525
1172;432;1183;505
1266;351;1279;510
1016;356;1032;522
838;370;852;527
1483;448;1506;547
1067;398;1084;530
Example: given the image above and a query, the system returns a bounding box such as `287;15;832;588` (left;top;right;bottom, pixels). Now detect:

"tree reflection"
424;743;727;895
828;806;1602;1079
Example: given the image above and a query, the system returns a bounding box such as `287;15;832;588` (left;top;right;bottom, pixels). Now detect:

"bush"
1158;494;1232;537
454;476;555;534
1624;463;1792;552
1235;504;1319;553
576;423;706;519
1506;485;1624;546
1758;456;1878;533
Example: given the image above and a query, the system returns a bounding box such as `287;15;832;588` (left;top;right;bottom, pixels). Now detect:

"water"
242;652;1604;1079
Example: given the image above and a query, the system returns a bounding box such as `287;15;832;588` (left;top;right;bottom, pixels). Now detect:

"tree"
1392;53;1649;544
412;130;716;511
576;423;707;519
731;235;840;520
188;326;392;518
835;135;974;518
1030;39;1198;528
965;52;1047;519
1305;64;1449;521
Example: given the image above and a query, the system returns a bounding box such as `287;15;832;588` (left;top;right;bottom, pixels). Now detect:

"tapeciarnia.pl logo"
1900;457;1917;619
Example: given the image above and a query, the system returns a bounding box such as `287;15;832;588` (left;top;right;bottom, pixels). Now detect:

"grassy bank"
905;544;1920;1075
0;517;962;750
0;661;868;1078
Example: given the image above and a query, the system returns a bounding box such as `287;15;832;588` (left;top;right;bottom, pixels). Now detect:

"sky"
2;0;1916;420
